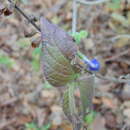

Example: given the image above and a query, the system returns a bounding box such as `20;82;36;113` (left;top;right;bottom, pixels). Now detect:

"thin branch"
8;0;41;32
77;0;109;5
87;71;130;83
95;73;130;83
72;0;78;33
105;49;130;62
110;34;130;42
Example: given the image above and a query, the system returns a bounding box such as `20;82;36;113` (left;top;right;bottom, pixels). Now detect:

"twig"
105;49;130;62
87;71;130;83
8;0;41;32
95;73;130;83
110;34;130;42
77;0;109;5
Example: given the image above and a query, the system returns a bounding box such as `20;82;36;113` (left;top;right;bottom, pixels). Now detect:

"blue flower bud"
77;51;100;71
87;59;100;71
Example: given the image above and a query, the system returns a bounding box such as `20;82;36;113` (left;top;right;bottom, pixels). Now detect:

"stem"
8;0;41;32
87;71;130;83
72;0;78;33
77;0;109;5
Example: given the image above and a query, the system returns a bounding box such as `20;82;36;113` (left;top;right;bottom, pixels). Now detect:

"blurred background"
0;0;130;129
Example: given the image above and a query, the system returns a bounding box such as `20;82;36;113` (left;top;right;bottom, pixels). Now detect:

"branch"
8;0;41;32
95;73;130;83
87;71;130;83
72;0;78;33
77;0;109;5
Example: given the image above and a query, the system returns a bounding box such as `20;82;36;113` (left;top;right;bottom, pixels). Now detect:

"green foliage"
25;122;51;130
0;53;15;68
31;48;41;71
70;30;88;44
84;111;97;125
107;0;121;10
25;122;38;130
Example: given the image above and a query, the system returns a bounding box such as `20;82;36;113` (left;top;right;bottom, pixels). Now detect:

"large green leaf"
40;17;79;87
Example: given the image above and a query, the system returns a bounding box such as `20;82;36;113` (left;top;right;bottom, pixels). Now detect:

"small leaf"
32;48;41;57
70;30;88;44
84;111;97;125
31;48;41;71
111;13;129;27
79;30;88;39
0;54;15;68
25;122;38;130
40;123;51;130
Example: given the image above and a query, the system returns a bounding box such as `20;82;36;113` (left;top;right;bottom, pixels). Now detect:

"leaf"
32;48;41;57
62;83;77;122
40;17;78;60
111;13;129;27
41;42;77;86
25;122;51;130
70;30;88;44
25;122;38;130
78;75;95;118
0;54;15;68
40;123;51;130
84;111;97;125
31;48;41;71
31;59;40;71
40;17;79;87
